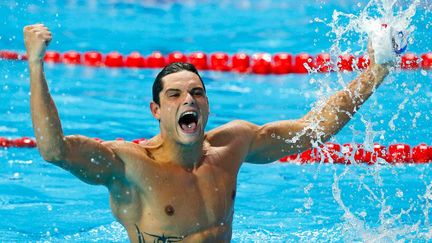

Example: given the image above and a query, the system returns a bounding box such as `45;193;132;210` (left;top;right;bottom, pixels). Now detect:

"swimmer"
24;24;389;242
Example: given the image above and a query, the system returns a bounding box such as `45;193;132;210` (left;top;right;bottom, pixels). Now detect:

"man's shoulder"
101;140;151;163
207;120;257;134
102;140;139;150
206;120;258;146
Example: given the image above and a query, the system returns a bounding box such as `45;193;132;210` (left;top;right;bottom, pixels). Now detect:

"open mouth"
178;111;199;134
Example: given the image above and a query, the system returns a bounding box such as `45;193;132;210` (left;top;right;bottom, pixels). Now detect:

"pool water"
1;0;432;242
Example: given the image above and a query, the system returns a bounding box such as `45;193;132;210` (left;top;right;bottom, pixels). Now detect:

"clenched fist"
23;24;52;63
367;40;390;78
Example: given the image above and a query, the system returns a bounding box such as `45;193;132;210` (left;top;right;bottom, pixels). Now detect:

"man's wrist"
370;64;389;81
28;58;44;67
28;59;44;74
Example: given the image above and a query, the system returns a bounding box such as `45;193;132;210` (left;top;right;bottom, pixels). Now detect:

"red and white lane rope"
1;137;431;164
279;142;432;164
1;50;431;74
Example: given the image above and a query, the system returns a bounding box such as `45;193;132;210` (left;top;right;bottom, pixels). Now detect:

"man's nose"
183;93;195;105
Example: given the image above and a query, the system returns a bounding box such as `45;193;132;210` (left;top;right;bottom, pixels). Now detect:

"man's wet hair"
152;62;206;106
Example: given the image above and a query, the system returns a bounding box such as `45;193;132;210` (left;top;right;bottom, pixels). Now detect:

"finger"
35;28;50;34
30;28;41;33
43;32;52;39
32;24;45;31
23;25;37;32
34;29;51;35
31;25;48;31
43;33;52;41
33;30;44;36
33;31;50;42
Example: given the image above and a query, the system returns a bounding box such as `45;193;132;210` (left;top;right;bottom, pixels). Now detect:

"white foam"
359;0;419;64
364;20;397;64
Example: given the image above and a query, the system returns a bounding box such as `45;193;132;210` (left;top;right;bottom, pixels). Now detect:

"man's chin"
177;129;203;145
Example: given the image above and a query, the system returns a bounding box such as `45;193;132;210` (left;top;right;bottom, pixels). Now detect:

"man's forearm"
246;62;389;162
346;64;389;103
301;65;389;143
30;61;66;161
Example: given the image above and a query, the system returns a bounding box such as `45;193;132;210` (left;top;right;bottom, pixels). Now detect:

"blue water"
1;0;432;242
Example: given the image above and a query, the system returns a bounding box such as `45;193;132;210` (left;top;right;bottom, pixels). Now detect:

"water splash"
312;0;426;241
362;0;419;63
313;0;423;155
321;0;420;63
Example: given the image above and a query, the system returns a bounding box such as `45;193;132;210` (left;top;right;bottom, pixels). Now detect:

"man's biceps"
65;135;111;152
251;121;293;143
63;136;118;162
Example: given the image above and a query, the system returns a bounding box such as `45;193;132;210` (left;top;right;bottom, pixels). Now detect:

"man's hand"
23;24;52;63
24;23;126;186
367;40;390;79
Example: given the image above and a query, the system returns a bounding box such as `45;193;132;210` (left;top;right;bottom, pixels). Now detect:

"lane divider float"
0;137;145;148
279;142;432;164
0;137;37;148
1;50;431;75
1;137;431;164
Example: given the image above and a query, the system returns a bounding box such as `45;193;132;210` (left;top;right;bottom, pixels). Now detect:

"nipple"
165;205;175;216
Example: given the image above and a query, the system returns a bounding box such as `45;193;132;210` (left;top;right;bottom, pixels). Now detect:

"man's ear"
150;101;161;120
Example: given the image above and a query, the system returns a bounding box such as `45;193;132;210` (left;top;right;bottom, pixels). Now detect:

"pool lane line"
1;50;431;75
1;137;431;164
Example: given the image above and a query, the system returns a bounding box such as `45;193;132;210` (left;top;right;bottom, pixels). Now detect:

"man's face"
151;70;209;146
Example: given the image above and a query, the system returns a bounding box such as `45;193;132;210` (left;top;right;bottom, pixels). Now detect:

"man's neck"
155;135;205;170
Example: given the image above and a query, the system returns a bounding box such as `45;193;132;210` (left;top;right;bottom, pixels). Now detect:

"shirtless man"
24;23;389;242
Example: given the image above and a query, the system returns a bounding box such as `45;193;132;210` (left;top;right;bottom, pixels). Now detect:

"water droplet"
304;183;313;194
303;197;313;209
11;172;20;179
396;189;404;198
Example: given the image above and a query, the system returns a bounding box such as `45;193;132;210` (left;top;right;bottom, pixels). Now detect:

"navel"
165;205;175;216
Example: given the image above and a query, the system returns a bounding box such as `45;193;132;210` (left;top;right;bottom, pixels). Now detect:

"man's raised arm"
245;44;389;163
24;24;124;185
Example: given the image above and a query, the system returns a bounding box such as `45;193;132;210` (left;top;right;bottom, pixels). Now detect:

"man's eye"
193;90;203;96
169;93;180;97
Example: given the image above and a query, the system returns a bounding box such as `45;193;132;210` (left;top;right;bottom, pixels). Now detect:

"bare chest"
144;164;236;226
112;159;238;236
